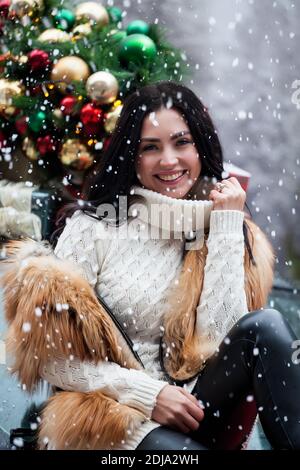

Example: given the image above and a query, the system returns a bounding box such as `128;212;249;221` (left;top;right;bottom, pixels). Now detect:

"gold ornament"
52;109;64;120
72;23;92;39
22;137;38;161
0;79;23;114
86;71;118;105
75;2;109;26
104;104;123;133
51;56;90;93
59;138;94;170
52;108;64;128
3;106;16;117
38;28;70;43
10;0;43;16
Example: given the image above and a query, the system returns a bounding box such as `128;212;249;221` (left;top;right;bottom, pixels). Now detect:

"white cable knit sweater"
40;185;249;450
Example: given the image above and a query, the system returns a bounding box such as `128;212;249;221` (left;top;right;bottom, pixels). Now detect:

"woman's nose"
159;150;178;167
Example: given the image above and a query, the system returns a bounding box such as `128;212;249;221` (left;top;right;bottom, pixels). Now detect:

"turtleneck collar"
129;185;213;241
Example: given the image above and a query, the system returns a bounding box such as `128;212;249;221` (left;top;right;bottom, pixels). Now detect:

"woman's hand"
209;177;246;211
151;384;204;433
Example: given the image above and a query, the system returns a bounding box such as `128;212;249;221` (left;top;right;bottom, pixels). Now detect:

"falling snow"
22;322;31;333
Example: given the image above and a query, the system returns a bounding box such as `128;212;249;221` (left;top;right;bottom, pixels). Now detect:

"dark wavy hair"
52;80;254;263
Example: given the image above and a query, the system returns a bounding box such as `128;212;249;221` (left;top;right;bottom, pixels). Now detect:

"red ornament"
0;0;10;18
80;103;104;136
36;135;57;155
15;116;28;135
0;51;10;62
80;103;103;125
103;136;111;151
27;49;51;73
82;123;99;136
60;96;77;115
0;51;9;72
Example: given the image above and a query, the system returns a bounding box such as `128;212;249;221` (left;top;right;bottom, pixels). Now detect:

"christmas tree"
0;0;189;213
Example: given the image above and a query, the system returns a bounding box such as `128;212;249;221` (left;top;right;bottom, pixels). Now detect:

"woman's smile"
155;169;188;184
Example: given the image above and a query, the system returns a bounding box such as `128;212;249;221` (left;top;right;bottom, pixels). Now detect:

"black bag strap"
96;294;144;368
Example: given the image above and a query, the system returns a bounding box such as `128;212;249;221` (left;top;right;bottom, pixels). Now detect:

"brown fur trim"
162;238;214;381
39;390;146;450
1;240;141;391
243;219;275;311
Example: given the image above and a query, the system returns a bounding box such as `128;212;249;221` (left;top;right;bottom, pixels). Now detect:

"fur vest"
1;217;274;449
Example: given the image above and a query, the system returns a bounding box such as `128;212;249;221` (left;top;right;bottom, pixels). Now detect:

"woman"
3;81;300;450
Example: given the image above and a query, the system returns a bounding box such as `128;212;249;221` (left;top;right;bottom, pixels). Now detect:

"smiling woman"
2;81;300;451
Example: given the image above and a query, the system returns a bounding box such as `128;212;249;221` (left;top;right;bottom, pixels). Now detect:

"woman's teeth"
156;171;186;181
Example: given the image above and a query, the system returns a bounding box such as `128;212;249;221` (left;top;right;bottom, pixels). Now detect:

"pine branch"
0;6;192;188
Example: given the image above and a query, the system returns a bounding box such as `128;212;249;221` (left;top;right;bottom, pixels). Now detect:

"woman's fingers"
209;177;246;211
185;400;205;422
226;176;241;187
152;384;204;433
209;189;225;199
181;413;201;433
179;388;204;410
179;389;205;423
170;406;202;433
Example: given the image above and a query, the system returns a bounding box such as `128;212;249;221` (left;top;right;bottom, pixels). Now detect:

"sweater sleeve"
196;210;249;345
52;211;168;418
40;356;168;419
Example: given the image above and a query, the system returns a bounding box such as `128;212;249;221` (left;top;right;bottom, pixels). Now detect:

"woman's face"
135;107;201;198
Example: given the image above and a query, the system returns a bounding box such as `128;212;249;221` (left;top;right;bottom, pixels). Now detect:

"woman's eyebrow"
140;131;191;142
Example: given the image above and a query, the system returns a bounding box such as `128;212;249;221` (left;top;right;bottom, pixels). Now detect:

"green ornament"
54;9;76;31
28;111;47;133
126;20;150;36
110;29;127;43
107;6;123;23
119;34;157;66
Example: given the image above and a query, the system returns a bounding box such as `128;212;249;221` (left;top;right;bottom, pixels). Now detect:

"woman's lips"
155;170;188;185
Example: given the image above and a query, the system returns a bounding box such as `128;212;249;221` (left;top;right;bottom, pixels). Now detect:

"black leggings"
137;309;300;450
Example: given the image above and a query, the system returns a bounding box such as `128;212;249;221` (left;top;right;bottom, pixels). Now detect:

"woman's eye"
141;140;192;152
142;145;157;152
